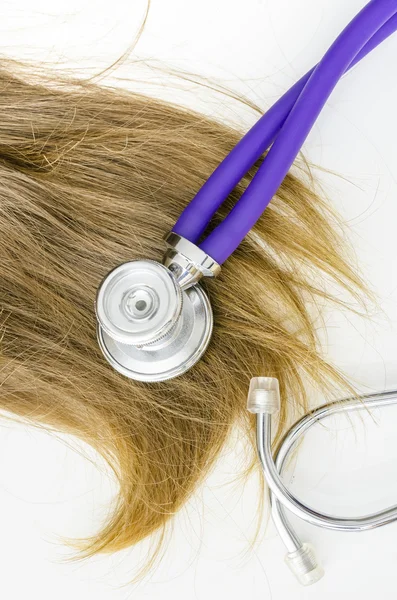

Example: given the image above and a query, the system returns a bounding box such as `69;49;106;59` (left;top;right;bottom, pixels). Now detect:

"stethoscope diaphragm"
95;258;213;382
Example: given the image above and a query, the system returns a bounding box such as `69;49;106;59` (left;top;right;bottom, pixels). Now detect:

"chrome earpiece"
95;233;220;382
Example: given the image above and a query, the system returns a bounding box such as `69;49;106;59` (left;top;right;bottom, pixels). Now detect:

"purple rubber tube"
198;0;397;263
174;3;397;248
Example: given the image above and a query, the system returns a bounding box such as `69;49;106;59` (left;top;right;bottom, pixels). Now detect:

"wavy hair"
0;62;366;568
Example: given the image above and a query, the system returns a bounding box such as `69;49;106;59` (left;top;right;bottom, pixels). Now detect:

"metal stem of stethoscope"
249;385;397;585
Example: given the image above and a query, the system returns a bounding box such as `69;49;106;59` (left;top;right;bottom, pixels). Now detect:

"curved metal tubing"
257;390;397;553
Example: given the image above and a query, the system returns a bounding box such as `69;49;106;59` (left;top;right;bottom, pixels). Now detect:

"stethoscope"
94;0;397;584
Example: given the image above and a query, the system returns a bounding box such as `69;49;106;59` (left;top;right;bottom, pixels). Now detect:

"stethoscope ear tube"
252;386;397;585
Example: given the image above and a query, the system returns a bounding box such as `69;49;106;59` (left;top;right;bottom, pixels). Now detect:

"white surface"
0;0;397;598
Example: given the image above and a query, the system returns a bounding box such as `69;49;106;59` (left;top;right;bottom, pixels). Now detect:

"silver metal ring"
163;232;221;290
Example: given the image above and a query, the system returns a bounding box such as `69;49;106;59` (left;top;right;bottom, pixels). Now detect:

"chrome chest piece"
95;233;220;382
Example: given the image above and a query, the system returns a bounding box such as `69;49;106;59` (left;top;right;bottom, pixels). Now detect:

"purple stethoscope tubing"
174;0;397;264
175;9;397;245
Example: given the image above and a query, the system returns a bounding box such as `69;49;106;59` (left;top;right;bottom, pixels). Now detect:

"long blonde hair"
0;62;365;566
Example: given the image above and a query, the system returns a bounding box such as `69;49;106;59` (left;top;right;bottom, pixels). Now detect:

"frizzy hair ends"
0;64;366;566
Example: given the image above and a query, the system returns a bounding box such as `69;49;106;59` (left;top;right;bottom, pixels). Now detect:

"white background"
0;0;397;598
